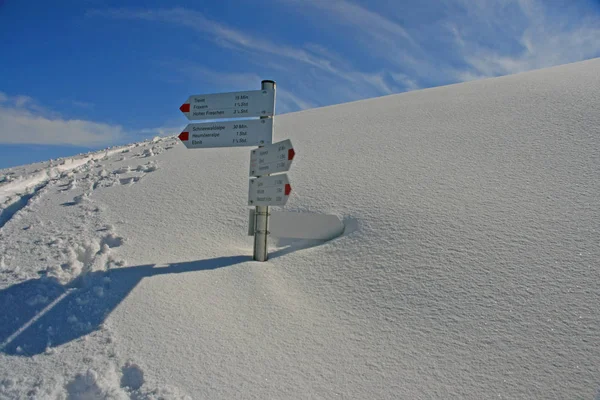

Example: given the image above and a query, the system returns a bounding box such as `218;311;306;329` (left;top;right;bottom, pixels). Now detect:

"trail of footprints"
0;138;193;398
67;142;167;195
1;137;179;285
49;138;178;280
0;137;178;231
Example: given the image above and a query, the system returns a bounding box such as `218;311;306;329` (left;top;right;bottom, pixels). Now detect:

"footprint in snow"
88;162;158;191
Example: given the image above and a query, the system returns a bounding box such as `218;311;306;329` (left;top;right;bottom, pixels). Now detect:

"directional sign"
248;174;292;206
249;139;295;177
178;119;272;149
180;89;275;121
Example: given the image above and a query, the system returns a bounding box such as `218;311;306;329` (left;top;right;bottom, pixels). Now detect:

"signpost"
251;81;276;262
179;119;273;149
248;174;292;206
248;137;294;259
180;88;275;121
178;80;297;262
249;139;295;176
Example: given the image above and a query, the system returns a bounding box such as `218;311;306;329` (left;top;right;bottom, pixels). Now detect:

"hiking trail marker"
177;80;295;261
179;119;272;149
248;174;292;207
180;89;275;121
249;139;295;176
248;134;295;261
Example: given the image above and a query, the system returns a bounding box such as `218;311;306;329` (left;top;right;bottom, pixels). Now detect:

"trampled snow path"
0;145;138;231
1;59;600;399
1;137;191;398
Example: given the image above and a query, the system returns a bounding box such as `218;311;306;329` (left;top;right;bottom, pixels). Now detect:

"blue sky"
1;0;599;169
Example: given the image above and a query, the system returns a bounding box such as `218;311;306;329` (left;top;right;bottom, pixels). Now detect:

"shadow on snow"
0;255;250;356
0;219;355;357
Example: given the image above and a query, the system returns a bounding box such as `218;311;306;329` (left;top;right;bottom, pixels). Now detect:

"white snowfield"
0;58;599;399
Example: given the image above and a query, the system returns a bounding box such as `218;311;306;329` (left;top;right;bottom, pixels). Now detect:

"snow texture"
0;59;599;399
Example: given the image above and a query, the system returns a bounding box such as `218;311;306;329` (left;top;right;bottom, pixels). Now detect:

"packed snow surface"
1;59;599;399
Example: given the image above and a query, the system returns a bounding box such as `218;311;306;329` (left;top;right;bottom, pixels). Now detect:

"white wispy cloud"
90;7;417;109
89;1;600;113
446;0;600;80
0;92;124;146
285;0;422;59
391;73;420;92
89;8;340;76
300;0;415;47
284;0;600;85
279;0;436;77
276;89;317;114
70;100;95;109
0;92;172;146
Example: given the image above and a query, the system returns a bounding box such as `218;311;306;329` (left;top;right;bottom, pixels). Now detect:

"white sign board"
180;89;275;120
248;174;291;206
249;139;295;177
179;119;272;149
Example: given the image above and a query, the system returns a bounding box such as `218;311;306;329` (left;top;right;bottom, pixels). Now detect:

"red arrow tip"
180;103;190;113
284;184;292;196
179;131;189;141
288;148;295;160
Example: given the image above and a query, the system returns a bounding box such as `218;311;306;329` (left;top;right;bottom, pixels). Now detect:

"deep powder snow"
0;58;599;399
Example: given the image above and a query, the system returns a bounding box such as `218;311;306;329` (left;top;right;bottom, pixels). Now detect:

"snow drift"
0;58;599;399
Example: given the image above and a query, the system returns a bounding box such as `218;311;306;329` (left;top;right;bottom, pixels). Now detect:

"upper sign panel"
180;89;275;120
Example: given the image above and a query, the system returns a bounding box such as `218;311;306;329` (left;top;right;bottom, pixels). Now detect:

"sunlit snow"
0;58;599;399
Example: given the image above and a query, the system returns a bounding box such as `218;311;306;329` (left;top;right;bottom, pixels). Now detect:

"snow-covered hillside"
1;58;599;399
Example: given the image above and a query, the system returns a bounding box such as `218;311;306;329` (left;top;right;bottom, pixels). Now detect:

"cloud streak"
0;92;124;146
89;8;340;76
294;0;418;47
446;0;600;80
90;7;419;109
89;1;600;113
285;0;600;85
0;92;173;146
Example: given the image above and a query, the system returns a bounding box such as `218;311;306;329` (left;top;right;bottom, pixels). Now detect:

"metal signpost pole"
253;80;275;261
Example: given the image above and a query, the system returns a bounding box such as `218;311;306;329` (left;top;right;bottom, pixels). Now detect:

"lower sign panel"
179;119;272;149
248;174;291;206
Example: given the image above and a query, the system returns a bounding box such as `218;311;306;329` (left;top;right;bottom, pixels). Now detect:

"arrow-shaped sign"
178;119;272;149
180;89;275;121
249;139;295;177
248;174;292;206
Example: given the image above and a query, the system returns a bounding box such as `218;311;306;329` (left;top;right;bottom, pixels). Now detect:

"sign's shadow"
0;256;250;356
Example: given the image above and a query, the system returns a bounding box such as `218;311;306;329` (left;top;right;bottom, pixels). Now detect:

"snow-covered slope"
1;58;599;399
